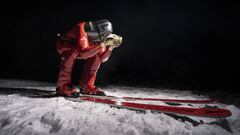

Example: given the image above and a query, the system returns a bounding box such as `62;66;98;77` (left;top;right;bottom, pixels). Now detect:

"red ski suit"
56;22;112;92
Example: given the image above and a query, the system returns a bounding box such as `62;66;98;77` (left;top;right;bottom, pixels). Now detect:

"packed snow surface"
0;79;239;135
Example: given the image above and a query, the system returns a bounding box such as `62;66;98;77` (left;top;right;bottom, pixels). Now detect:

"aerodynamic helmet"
84;20;113;42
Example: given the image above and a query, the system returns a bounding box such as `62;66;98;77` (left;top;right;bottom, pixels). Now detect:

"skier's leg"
79;55;105;95
56;41;80;97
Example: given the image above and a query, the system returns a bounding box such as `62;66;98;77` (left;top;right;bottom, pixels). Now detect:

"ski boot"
80;85;106;96
56;83;80;97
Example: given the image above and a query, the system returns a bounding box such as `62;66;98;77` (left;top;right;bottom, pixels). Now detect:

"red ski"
32;89;218;104
81;94;219;104
67;96;231;118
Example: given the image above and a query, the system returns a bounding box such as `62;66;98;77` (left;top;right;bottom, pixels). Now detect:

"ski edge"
81;94;220;104
66;97;232;118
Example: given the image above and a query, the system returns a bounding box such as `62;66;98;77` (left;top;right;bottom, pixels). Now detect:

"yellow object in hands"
103;34;123;48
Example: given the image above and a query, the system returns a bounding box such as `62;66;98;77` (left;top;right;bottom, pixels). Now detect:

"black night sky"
0;0;239;92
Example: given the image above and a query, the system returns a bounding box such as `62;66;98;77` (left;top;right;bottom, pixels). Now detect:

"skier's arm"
98;47;112;63
99;34;123;62
78;40;105;59
77;23;105;59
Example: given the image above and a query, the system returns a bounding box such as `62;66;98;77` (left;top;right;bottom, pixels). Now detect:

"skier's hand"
102;34;122;49
111;34;122;47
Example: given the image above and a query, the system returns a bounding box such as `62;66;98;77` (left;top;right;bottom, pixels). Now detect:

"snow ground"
0;79;240;135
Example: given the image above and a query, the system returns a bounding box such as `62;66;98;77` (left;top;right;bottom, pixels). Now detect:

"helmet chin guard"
84;20;113;43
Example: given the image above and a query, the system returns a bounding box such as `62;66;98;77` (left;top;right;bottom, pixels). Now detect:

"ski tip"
206;108;232;118
224;110;232;117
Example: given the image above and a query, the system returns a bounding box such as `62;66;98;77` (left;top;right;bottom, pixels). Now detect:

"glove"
102;34;123;49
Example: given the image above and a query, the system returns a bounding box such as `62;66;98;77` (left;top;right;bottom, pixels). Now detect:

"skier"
56;20;122;97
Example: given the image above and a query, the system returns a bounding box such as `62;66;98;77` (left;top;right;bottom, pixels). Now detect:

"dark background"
0;0;239;92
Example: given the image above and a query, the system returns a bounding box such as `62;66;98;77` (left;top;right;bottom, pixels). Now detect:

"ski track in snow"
0;79;240;135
